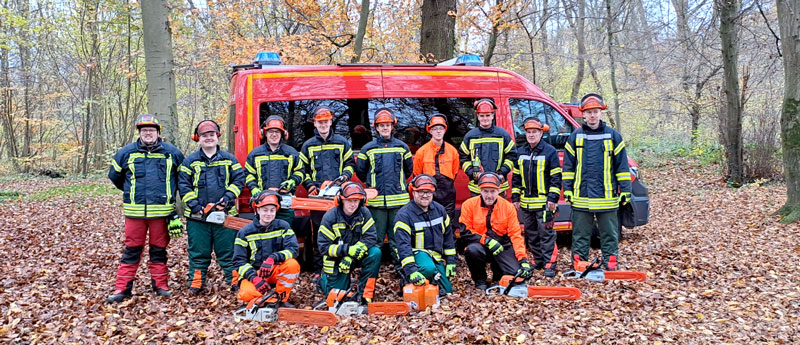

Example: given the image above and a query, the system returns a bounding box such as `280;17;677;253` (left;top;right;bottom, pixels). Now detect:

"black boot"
189;287;204;295
152;279;171;298
106;281;133;303
474;281;487;292
279;300;296;309
544;267;556;278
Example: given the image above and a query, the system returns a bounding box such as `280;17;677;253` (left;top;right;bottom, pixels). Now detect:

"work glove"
347;242;368;260
446;264;456;279
338;256;353;274
251;276;270;294
167;215;183;239
258;257;275;279
409;271;426;286
563;190;573;204
543;209;556;230
279;179;296;192
218;195;232;208
619;192;632;205
307;184;320;196
517;258;533;279
334;174;349;184
189;204;204;216
484;238;503;256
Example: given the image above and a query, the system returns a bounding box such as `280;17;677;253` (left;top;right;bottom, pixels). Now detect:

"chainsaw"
560;258;648;282
188;201;229;225
233;290;339;326
485;271;582;300
313;278;416;317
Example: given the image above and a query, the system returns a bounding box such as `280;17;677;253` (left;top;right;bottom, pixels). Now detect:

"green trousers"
186;219;237;288
571;209;618;268
413;251;452;293
369;207;400;265
276;208;295;227
318;246;382;297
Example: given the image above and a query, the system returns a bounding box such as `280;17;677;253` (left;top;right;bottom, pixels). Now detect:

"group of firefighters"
105;92;631;306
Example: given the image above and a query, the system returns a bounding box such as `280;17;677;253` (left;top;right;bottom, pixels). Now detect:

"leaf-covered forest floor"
0;158;798;344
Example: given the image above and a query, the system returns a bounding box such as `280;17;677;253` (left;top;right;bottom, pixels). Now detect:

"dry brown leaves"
0;161;798;344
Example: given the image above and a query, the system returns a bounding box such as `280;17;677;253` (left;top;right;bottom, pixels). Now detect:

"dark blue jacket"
393;200;456;277
299;130;355;189
245;143;304;194
178;148;245;216
458;125;517;193
356;136;413;208
512;140;562;210
317;206;377;275
232;216;298;282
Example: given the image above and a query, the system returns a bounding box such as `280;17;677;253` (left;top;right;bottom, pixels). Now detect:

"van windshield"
509;98;574;148
259;98;482;152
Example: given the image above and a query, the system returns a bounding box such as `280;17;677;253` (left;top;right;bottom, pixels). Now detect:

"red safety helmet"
409;174;437;192
251;190;282;211
426;114;448;133
334;182;366;208
477;172;502;189
262;115;289;140
579;93;607;111
312;106;334;122
192;119;221;142
523;117;550;132
135;114;161;132
474;98;497;114
373;108;397;127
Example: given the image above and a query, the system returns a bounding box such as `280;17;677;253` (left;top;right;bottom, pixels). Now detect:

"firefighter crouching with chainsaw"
393;174;456;293
317;182;381;303
459;98;517;197
356;108;413;276
563;93;631;271
512;117;562;278
299;106;356;275
460;172;533;291
245;115;304;225
107;114;185;303
412;114;460;224
177;119;245;294
233;191;300;307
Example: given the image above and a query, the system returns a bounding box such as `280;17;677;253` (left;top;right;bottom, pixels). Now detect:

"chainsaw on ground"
188;201;229;225
485;271;582;300
313;277;416;317
560;258;648;282
233;290;338;326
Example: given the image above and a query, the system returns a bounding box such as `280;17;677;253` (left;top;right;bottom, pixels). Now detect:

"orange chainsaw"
313;278;415;317
485;271;582;300
233;290;338;326
560;258;648;282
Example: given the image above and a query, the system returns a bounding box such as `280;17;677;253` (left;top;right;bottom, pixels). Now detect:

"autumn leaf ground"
0;159;798;344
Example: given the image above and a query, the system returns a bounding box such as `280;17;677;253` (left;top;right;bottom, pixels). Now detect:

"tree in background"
141;0;178;142
717;0;744;186
420;0;457;62
776;0;800;223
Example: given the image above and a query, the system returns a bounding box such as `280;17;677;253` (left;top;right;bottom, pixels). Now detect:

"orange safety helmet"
251;190;282;211
477;172;502;189
334;182;366;208
312;106;334;122
523;117;550;132
192;119;221;142
262;115;289;140
474;98;497;114
135;114;161;132
426;114;448;133
372;108;397;127
579;93;607;111
409;174;437;192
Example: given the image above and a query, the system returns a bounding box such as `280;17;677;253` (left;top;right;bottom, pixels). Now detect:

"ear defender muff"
193;119;221;142
523;117;551;132
250;190;282;212
409;174;437;193
262;115;289;140
335;182;367;208
372;108;398;128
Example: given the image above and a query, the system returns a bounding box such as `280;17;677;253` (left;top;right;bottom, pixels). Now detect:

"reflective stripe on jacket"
108;139;185;218
356;136;413;208
458;125;517;193
317;206;377;275
178;148;245;216
245;143;304;195
459;196;526;261
299;130;355;189
511;140;562;210
562;121;631;212
232;216;298;282
393;201;456;276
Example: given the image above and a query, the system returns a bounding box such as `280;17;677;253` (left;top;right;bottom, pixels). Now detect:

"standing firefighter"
233;191;300;307
178;120;245;294
460;172;532;291
512;118;562;277
459;98;517;196
412;114;460;223
393;174;456;293
106;114;185;303
300;106;356;274
563;93;631;270
356;108;413;274
317;182;381;303
245;115;304;224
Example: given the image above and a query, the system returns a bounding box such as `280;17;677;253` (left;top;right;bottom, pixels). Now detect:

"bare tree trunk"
81;0;100;177
776;0;800;223
717;0;743;186
141;0;178;142
570;0;587;103
0;24;18;162
485;23;499;66
605;0;622;132
351;0;370;63
16;0;31;169
541;0;552;80
420;0;456;63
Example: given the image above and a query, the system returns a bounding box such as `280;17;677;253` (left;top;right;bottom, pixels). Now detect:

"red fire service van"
226;52;649;260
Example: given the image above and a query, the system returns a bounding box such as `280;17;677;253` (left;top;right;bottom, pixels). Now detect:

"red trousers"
114;217;170;292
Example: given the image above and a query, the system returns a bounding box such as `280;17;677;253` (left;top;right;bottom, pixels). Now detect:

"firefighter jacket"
511;140;562;210
299;130;355;189
459;196;526;261
413;140;460;202
108;138;185;218
356;136;413;208
563;121;631;212
244;143;304;195
458;125;518;193
393;200;456;276
178;148;245;217
232;215;298;282
317;206;377;275
562;121;631;211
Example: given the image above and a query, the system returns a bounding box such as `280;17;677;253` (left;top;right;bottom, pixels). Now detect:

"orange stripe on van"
247;75;254;153
252;71;382;79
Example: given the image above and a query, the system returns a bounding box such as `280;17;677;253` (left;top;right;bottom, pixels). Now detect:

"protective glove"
409;271;426;286
279;179;296;192
517;258;533;279
563;190;573;204
334;174;349;184
217;195;232;208
258;257;275;279
190;204;204;216
484;237;503;256
167;215;183;239
471;170;481;182
619;192;632;205
251;276;270;294
446;264;456;278
347;242;368;260
307;185;320;196
338;256;353;274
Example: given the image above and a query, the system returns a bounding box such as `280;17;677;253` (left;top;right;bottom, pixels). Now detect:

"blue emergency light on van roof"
254;52;281;65
455;54;483;66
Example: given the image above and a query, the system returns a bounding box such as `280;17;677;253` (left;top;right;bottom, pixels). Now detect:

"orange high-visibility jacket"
459;196;526;261
412;140;460;180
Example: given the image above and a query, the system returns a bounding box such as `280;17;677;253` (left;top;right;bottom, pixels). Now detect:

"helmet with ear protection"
334;182;366;208
262;115;289;140
192;119;221;142
250;190;282;211
474;98;497;114
409;174;437;192
579;93;607;111
523;117;550;132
